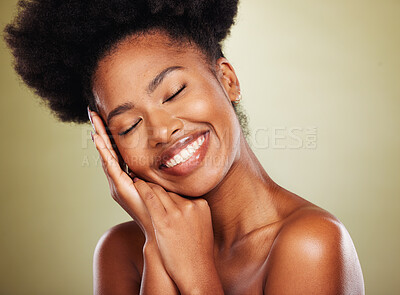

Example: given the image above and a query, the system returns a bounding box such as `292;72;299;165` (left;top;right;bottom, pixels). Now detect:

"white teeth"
166;158;177;168
174;154;183;163
181;149;190;159
164;134;206;168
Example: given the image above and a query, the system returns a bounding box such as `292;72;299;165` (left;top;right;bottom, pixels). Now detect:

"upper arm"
264;209;365;295
93;221;145;295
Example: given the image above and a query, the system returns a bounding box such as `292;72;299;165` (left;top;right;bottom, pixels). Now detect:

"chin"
165;169;227;198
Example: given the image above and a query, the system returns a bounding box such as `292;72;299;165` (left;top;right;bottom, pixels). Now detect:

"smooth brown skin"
90;30;365;294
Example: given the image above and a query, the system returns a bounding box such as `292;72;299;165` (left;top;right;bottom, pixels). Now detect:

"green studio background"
1;0;399;294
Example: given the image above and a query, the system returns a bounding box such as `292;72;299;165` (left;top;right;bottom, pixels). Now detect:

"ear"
215;57;241;104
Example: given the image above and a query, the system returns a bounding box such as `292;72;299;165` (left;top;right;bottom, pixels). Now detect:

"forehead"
92;31;211;113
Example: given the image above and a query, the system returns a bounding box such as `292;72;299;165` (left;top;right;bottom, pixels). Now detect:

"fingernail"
87;106;96;132
133;177;139;183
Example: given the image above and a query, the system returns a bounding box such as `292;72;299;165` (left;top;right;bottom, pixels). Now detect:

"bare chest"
214;255;268;295
213;232;279;294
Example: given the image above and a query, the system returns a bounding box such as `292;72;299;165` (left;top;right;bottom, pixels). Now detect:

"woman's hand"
89;109;155;240
132;179;217;292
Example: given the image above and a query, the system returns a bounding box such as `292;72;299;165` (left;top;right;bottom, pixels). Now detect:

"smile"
164;134;205;168
159;130;210;177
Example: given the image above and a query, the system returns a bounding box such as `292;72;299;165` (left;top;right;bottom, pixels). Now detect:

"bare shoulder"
93;220;145;295
94;220;145;263
264;205;365;295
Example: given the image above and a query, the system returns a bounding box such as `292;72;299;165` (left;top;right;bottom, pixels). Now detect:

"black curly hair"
4;0;249;137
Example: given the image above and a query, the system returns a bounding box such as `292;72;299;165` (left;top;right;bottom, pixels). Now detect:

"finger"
93;133;157;235
133;179;167;223
93;132;133;191
148;183;178;212
163;190;192;207
95;133;153;219
90;110;118;160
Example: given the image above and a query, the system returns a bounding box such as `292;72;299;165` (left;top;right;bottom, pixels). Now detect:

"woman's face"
92;31;242;197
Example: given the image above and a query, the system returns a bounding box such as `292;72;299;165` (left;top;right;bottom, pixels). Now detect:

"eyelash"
119;84;186;136
118;118;142;136
163;84;186;103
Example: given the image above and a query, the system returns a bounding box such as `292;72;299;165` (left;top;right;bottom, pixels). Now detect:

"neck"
203;133;281;250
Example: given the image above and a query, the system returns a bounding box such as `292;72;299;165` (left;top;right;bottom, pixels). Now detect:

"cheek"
180;84;234;127
182;91;240;176
118;143;151;174
181;96;213;121
178;82;240;149
196;91;239;147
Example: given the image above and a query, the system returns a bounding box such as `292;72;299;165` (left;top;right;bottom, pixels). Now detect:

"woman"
4;0;364;294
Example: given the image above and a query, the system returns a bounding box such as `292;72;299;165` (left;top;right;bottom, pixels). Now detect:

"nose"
146;107;184;148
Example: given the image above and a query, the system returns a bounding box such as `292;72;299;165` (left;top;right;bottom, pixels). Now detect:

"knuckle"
116;169;125;180
195;198;208;206
195;198;208;207
149;184;161;193
147;183;157;189
144;191;156;200
106;156;115;166
133;180;143;189
183;201;195;211
171;209;182;220
153;186;164;194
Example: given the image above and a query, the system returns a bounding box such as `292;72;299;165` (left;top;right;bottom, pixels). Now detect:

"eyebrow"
106;66;185;125
106;102;135;126
147;65;185;94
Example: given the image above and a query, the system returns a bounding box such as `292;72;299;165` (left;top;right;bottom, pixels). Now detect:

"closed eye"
118;118;142;136
118;85;186;136
163;84;186;103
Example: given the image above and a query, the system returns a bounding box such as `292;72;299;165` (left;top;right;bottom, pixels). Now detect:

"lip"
157;130;210;172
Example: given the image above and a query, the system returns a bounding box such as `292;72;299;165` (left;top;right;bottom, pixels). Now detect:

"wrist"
178;263;224;295
143;239;160;256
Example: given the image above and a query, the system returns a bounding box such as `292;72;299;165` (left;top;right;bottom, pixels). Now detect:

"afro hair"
4;0;243;125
